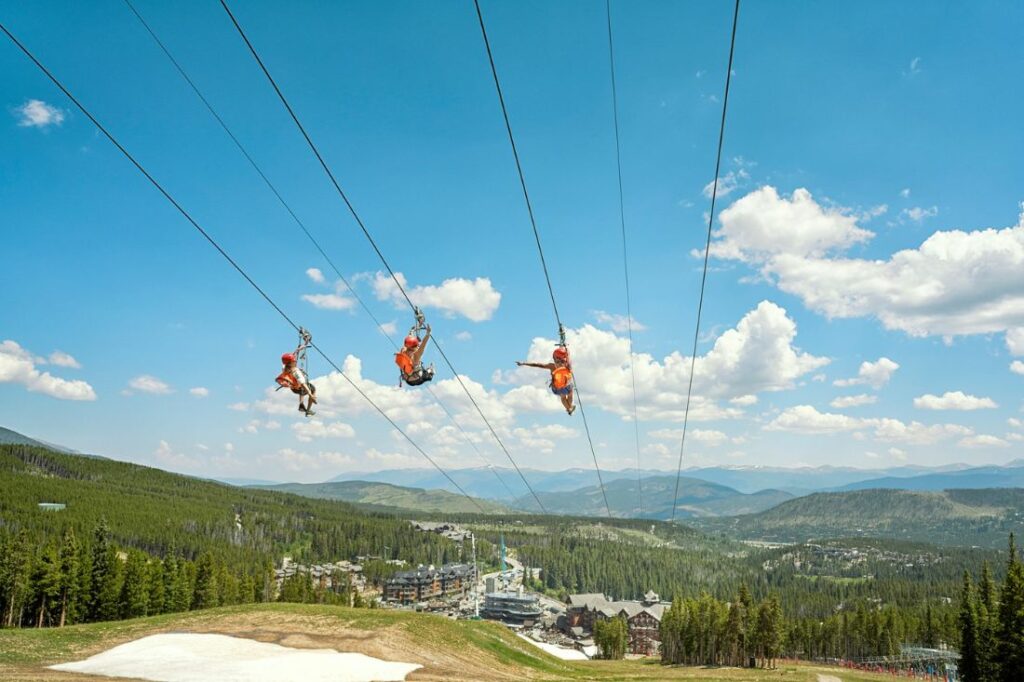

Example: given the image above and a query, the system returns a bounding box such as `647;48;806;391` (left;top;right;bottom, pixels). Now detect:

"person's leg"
562;390;575;415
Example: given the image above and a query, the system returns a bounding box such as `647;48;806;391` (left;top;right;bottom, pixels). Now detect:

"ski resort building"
384;563;476;604
481;590;542;626
565;590;668;656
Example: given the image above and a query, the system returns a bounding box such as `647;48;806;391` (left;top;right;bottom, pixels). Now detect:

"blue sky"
2;0;1022;484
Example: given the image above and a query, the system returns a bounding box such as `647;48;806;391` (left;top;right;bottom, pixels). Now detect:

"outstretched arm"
516;361;556;370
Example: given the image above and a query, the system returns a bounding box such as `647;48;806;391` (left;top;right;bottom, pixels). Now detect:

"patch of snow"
516;633;589;660
50;633;421;682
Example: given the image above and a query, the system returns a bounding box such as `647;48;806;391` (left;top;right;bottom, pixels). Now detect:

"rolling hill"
692;488;1024;548
831;463;1024;492
514;475;794;519
254;480;511;514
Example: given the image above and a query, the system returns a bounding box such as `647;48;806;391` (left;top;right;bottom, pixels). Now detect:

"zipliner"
516;346;575;416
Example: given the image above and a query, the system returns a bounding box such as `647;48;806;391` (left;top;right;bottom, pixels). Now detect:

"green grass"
0;603;892;681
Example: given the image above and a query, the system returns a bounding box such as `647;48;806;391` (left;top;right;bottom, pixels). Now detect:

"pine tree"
738;583;755;662
119;551;149;619
997;534;1024;682
192;553;220;610
88;520;118;621
58;528;80;627
977;562;998;682
32;541;62;627
3;531;34;627
959;571;981;682
147;559;166;616
594;616;628;660
923;603;937;648
724;600;745;667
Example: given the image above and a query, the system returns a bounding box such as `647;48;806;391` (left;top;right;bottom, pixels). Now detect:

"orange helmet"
552;347;569;361
281;353;296;364
404;336;420;349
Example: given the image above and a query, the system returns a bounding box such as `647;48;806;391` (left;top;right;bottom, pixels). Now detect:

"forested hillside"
0;444;466;569
692;488;1024;547
515;475;793;519
255;480;510;515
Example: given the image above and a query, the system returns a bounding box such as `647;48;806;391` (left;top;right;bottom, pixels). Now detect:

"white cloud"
1011;361;1024;376
889;447;907;461
907;57;922;76
900;188;911;199
154;440;200;470
455;331;473;342
1007;328;1024;355
729;394;758;406
301;293;355;311
15;99;66;128
128;375;173;395
47;351;81;368
913;391;997;411
381;321;398;336
902;206;938;223
593;311;647;333
264;446;356;473
959;434;1010;449
830;394;877;409
292;420;356;442
712;189;1024;339
306;267;326;284
708;187;874;262
0;340;96;401
702;169;749;199
766;405;862;434
240;419;281;434
691;429;728;446
189;387;210;398
371;272;501;322
1008;418;1023;429
869;419;971;445
833;357;900;389
508;301;827;423
767;405;973;445
227;402;249;411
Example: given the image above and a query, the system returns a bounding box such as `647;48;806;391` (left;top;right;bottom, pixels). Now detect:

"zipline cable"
604;0;644;517
473;0;611;518
123;0;519;505
670;0;741;523
218;0;547;514
0;19;485;514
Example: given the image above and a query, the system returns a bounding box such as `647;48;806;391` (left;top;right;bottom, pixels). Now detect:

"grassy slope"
0;603;889;682
256;480;511;515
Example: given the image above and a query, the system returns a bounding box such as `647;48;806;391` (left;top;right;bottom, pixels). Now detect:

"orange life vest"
276;369;302;391
551;366;573;390
395;351;414;377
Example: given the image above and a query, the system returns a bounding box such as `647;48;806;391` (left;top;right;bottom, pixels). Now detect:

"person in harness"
516;345;576;415
395;309;435;387
276;328;317;416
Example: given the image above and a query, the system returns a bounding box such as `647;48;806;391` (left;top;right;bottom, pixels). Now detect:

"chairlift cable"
605;0;645;517
0;20;484;513
219;0;547;513
670;0;741;523
473;0;612;518
123;0;518;506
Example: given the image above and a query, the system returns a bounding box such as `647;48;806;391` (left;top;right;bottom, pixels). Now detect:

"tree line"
0;520;273;629
957;534;1024;682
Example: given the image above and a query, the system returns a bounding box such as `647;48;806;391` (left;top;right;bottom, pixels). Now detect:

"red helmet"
552;347;569;361
404;336;420;349
281;353;296;364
